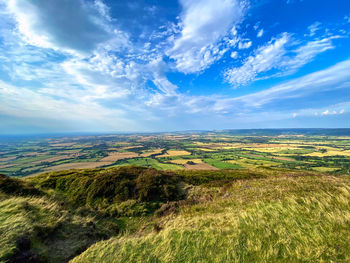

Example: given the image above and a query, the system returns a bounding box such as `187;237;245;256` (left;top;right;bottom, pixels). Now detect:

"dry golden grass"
140;149;164;157
198;148;216;152
168;159;203;165
99;152;139;162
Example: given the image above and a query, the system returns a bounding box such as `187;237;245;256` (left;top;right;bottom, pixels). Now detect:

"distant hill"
221;128;350;136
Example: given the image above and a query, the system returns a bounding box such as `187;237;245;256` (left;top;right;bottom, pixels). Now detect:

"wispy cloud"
167;0;248;73
225;33;337;87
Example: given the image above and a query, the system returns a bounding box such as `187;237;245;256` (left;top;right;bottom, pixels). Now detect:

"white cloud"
225;33;290;86
225;33;336;86
230;59;350;108
320;109;345;116
230;51;238;59
307;22;321;36
238;40;252;49
167;0;247;73
345;14;350;23
4;0;129;55
257;28;264;38
280;37;337;74
0;80;137;132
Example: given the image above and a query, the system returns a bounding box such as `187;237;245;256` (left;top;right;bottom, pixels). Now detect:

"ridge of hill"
1;167;350;262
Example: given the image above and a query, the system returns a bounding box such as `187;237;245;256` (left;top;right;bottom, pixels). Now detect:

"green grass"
203;158;243;169
2;165;350;262
71;175;350;263
114;158;183;170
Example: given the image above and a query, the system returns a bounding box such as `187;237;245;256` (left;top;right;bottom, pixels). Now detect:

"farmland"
1;129;350;262
1;129;350;177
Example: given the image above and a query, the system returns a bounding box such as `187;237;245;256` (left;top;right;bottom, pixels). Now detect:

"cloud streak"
167;0;247;73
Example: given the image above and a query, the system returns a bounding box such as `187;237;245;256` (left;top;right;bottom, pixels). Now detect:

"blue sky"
0;0;350;134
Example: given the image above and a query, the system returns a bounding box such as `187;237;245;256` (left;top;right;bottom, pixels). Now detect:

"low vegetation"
1;165;350;262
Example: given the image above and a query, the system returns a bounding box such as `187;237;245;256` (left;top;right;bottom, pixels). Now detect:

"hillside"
1;167;350;262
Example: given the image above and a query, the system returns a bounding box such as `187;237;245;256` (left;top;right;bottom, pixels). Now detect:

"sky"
0;0;350;134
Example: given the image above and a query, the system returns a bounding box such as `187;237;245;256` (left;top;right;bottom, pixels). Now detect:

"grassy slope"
1;167;350;262
71;174;350;263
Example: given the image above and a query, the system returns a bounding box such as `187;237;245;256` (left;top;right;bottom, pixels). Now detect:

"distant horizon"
1;127;350;138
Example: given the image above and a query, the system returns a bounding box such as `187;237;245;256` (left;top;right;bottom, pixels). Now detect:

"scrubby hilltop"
1;167;350;262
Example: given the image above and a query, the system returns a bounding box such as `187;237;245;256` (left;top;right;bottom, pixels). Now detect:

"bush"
136;169;183;202
0;174;41;196
31;166;185;211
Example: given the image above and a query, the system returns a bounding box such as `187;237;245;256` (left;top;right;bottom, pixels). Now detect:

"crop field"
1;129;350;177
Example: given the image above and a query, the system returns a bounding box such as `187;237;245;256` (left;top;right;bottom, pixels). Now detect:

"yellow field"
168;159;203;165
99;152;139;162
140;148;164;157
312;167;340;172
199;148;216;152
157;150;191;158
305;150;350;157
243;147;299;153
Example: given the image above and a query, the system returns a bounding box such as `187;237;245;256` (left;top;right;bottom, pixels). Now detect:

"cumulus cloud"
225;33;336;86
167;0;247;73
5;0;129;55
0;0;348;132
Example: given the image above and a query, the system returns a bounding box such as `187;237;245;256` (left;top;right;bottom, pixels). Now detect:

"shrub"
32;166;185;211
0;174;41;196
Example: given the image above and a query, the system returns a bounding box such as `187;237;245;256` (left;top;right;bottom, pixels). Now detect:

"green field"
1;130;350;177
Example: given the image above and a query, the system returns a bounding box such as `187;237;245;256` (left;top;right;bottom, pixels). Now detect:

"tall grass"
71;176;350;263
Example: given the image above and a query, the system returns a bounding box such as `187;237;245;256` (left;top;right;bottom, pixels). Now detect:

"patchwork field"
1;129;350;177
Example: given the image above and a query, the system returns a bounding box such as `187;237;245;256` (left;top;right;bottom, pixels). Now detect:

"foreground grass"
2;167;350;262
71;175;350;263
